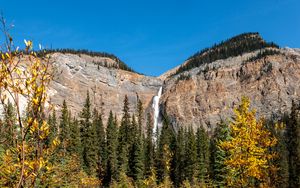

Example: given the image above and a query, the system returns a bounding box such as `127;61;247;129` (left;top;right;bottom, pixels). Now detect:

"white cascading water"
152;87;162;142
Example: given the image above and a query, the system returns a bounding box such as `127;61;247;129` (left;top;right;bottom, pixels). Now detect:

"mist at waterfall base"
152;87;162;143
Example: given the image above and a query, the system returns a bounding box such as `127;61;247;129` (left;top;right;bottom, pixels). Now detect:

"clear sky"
1;0;299;76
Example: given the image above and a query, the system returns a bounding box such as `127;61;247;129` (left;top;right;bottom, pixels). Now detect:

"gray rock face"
48;53;162;123
159;48;300;133
43;48;300;133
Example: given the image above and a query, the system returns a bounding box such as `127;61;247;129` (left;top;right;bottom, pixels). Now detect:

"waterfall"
152;87;162;142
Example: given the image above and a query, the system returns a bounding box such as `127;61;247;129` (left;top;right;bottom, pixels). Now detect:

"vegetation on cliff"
37;48;136;73
174;32;279;76
1;82;299;187
0;23;299;187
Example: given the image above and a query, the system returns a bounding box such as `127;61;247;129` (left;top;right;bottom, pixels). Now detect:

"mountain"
41;33;300;132
47;52;162;123
159;33;300;132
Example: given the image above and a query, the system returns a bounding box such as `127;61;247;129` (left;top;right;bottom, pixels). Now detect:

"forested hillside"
0;30;299;187
37;48;136;73
1;86;300;187
174;32;279;75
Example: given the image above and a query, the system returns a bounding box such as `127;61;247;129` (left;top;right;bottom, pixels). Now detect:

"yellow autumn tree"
0;16;59;187
219;97;277;187
0;17;102;188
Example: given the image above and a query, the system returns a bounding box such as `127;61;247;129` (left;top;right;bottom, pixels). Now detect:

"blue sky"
1;0;299;76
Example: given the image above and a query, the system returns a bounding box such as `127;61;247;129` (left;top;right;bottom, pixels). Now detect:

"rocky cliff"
159;48;300;132
48;52;162;123
45;34;300;133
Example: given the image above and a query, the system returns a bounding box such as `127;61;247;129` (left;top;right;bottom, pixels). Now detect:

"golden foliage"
219;97;277;187
80;177;102;187
142;167;157;188
0;23;57;187
110;172;135;188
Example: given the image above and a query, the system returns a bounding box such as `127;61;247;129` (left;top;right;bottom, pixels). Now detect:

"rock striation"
159;48;300;132
48;53;162;123
21;34;300;133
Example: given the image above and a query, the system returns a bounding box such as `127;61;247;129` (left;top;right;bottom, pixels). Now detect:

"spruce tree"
45;109;59;165
210;121;230;187
144;113;154;177
286;101;300;188
120;95;132;144
69;117;82;156
183;126;197;183
59;100;70;156
172;126;185;186
266;119;289;188
104;111;118;185
156;111;175;183
196;125;210;183
47;109;57;146
137;97;143;136
128;115;144;182
117;95;132;179
117;132;129;180
276;129;289;188
80;91;97;175
2;100;16;149
92;108;106;180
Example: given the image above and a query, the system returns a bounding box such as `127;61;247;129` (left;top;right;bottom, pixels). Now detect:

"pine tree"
47;109;57;146
210;121;230;187
2;100;16;149
156;111;175;183
120;95;133;144
128;115;144;182
195;125;210;183
69;117;82;156
92;108;106;180
80;91;97;175
183;126;197;183
219;97;277;187
266;120;289;188
286;100;300;188
159;144;173;187
117;95;132;179
144;113;154;177
275;128;289;188
117;137;129;180
137;97;143;137
172;126;185;186
59;100;70;156
104;111;118;185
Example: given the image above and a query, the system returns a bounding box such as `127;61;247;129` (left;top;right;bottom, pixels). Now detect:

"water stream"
152;86;162;142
